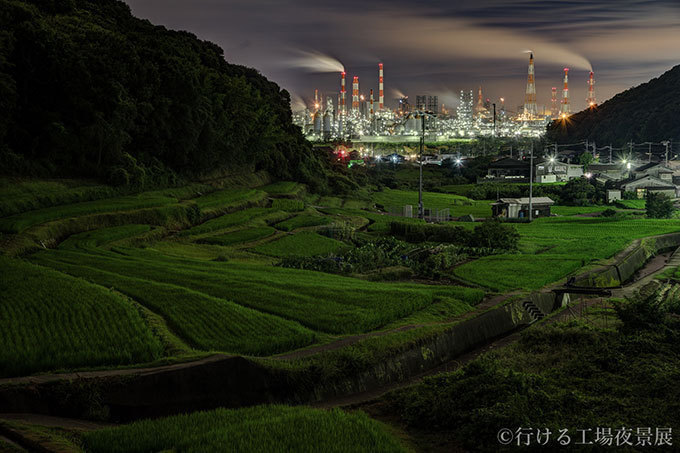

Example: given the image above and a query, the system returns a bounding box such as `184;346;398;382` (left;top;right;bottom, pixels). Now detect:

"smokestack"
523;52;537;119
551;87;558;118
587;71;596;108
378;63;384;110
560;68;570;116
340;72;346;116
352;76;359;111
314;89;318;112
370;89;374;115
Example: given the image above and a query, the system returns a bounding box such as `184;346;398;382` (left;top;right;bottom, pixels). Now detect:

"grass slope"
452;216;680;291
31;247;483;335
83;405;410;453
254;231;346;257
0;256;163;377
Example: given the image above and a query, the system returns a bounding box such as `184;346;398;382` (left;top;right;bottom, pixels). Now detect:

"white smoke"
289;50;344;73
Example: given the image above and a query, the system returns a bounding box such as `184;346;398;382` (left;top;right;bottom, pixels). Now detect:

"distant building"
632;162;674;181
492;197;555;219
486;157;531;181
415;95;438;113
398;96;410;114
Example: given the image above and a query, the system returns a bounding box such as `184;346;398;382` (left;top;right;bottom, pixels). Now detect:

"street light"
404;109;436;219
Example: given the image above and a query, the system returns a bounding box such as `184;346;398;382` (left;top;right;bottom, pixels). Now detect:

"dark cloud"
124;0;680;112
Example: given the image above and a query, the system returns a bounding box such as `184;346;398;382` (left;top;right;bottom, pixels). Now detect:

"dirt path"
0;414;113;431
0;354;229;387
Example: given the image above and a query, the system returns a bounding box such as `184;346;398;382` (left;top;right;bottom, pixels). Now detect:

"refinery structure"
293;54;597;143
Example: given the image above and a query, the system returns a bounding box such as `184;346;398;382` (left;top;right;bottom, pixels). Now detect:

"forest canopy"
0;0;328;190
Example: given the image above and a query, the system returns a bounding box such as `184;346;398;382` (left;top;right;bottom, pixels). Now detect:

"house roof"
493;197;555;206
588;164;625;172
634;162;674;173
620;174;677;190
488;157;530;168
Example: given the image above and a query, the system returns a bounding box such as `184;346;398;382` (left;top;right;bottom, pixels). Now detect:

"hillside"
546;64;680;146
0;0;328;189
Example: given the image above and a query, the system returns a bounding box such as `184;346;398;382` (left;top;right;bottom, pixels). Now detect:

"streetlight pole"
419;112;424;219
528;142;534;222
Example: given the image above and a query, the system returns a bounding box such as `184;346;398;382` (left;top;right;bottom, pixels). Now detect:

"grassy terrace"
452;216;680;291
31;246;481;337
0;256;163;376
372;188;493;218
2;180;677;380
82;405;410;453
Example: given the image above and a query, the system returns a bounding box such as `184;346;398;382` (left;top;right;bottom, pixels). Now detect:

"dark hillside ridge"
0;0;328;190
546;64;680;146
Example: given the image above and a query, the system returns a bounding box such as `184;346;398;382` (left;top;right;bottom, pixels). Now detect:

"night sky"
124;0;680;114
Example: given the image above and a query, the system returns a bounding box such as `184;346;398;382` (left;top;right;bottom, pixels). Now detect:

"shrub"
646;192;674;219
613;290;668;334
601;208;617;217
469;219;519;250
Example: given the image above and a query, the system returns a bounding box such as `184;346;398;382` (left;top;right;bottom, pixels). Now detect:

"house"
619;175;677;199
485;157;531;181
534;160;583;182
588;163;627;181
485;156;587;183
632;162;674;182
492;197;555;219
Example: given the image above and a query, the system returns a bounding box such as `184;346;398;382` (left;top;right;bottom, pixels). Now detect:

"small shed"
492;197;555;219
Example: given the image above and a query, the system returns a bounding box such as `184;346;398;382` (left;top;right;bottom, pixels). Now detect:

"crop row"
32;247;484;334
0;256;163;377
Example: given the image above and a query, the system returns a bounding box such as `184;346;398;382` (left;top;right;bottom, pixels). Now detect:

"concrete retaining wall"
0;293;569;421
572;233;680;288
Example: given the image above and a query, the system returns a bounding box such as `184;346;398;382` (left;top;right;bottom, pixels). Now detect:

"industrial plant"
293;54;597;144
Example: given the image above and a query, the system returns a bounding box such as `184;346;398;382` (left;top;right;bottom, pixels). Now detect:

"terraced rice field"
82;405;409;453
0;256;163;376
452;216;680;291
274;214;332;232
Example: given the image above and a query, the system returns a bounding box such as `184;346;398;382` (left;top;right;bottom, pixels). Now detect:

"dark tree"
646;192;674;219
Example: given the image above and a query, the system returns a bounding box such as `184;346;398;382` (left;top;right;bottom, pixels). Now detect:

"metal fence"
387;205;452;222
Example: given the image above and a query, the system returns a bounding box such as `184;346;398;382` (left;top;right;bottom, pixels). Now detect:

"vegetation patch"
271;198;305;212
198;227;276;246
254;231;346;257
274;214;332;232
384;291;680;451
82;405;409;453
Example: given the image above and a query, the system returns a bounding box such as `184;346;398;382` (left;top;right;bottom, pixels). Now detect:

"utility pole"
662;140;670;164
419;112;424;219
492;103;497;137
528;142;534;222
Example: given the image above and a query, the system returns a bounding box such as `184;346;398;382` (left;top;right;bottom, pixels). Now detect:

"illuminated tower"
475;86;486;116
586;71;596;108
314;89;319;112
378;63;384;110
352;76;359;111
370;89;374;116
560;68;570;116
523;53;537;118
340;72;346;116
